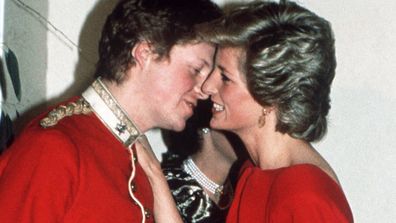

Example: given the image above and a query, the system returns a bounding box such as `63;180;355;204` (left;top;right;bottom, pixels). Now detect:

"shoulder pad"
40;98;91;128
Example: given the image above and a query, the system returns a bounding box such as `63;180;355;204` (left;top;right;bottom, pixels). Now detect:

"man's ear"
131;41;152;68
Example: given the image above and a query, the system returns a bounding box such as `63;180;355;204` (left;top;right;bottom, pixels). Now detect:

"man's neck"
82;78;143;147
102;78;153;133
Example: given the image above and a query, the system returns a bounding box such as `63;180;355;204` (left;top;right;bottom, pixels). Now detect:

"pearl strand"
183;157;223;195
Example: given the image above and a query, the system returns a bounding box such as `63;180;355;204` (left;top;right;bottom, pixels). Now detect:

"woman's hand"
135;136;162;179
135;136;183;223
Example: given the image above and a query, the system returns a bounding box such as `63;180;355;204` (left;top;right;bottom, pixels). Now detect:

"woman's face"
202;47;262;132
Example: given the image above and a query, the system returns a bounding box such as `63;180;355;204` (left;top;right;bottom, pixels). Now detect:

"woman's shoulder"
268;164;353;222
230;163;353;222
239;163;341;196
272;164;342;197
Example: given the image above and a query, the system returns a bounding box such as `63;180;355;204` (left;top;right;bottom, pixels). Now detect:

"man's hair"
94;0;222;83
199;0;336;142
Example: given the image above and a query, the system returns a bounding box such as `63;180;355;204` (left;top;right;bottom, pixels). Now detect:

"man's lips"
184;99;197;109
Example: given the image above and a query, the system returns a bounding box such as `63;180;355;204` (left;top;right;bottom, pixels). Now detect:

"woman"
198;0;354;222
161;99;246;222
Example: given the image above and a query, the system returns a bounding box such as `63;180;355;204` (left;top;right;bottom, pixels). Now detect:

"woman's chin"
209;119;228;131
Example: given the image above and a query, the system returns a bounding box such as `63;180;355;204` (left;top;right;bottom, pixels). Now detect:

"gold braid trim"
40;98;92;128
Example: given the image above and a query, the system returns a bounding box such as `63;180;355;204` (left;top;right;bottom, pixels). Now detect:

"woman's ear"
131;41;152;69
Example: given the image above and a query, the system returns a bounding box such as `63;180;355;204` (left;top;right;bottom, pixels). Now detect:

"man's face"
144;42;216;131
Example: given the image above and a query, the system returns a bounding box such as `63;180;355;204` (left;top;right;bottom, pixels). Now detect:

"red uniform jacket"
0;101;154;222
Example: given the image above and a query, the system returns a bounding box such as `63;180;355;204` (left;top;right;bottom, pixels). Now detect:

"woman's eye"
221;72;230;82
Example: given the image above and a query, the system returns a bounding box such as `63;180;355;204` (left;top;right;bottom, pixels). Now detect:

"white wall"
2;0;396;222
2;0;49;128
299;1;396;222
0;0;4;114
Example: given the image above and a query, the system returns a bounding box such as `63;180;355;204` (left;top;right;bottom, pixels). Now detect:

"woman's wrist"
145;165;167;186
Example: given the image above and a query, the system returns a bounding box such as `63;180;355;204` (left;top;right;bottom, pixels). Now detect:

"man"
0;0;222;222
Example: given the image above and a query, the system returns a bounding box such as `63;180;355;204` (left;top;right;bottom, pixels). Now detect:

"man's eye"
191;65;204;76
221;72;230;82
194;68;202;75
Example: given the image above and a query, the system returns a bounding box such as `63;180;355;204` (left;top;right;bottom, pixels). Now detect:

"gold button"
130;182;137;192
144;208;151;218
132;150;138;163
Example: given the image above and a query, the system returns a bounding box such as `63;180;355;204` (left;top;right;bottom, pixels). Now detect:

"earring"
198;127;210;140
200;127;210;134
258;108;268;128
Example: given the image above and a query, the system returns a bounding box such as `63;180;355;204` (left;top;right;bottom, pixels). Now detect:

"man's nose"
194;85;209;100
202;72;217;97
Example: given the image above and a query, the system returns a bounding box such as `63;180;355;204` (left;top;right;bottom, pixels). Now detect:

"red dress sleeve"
269;165;354;222
0;128;80;222
270;190;353;222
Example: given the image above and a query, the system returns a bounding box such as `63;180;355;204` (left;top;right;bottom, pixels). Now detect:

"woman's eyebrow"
217;64;230;74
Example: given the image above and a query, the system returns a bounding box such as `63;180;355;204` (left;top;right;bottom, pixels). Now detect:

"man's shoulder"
37;97;92;129
0;121;82;180
3;97;94;156
8;122;80;158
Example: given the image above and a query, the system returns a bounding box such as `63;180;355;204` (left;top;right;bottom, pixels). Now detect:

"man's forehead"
170;42;215;65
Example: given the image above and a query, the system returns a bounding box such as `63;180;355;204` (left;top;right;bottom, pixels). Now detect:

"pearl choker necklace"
183;157;223;197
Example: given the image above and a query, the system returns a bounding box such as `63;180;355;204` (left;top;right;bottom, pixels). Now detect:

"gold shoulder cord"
40;98;91;128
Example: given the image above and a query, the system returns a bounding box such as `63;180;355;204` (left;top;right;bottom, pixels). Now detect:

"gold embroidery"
91;79;141;144
40;98;91;128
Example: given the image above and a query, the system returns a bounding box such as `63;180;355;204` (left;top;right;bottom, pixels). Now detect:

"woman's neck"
236;125;308;170
233;118;341;183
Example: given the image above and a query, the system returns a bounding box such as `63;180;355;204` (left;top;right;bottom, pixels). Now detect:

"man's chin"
161;118;186;132
171;122;186;132
162;114;188;131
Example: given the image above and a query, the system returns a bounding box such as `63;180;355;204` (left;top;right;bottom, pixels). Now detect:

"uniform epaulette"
40;98;92;128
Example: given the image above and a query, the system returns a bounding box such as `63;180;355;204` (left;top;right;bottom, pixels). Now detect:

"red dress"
0;100;154;222
227;161;353;222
